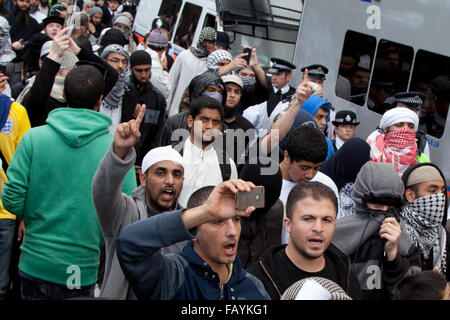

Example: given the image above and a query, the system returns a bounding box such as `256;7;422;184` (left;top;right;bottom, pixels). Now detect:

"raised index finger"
303;68;310;83
135;104;146;126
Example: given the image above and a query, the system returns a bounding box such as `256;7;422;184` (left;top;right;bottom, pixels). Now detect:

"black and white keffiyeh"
338;182;355;219
400;192;447;274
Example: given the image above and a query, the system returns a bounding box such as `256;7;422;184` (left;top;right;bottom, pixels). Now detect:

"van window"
410;50;450;139
367;39;414;115
174;2;202;49
335;30;376;106
157;0;182;38
202;13;216;30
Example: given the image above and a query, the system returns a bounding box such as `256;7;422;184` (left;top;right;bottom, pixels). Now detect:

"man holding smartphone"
117;180;271;300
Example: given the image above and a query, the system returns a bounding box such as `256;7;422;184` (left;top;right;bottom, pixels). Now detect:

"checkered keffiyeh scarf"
400;193;447;274
190;27;216;58
338;182;355;219
366;127;418;174
207;49;232;69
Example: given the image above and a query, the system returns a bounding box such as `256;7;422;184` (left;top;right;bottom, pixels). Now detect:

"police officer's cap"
301;64;329;80
394;92;425;111
268;58;296;74
332;110;359;126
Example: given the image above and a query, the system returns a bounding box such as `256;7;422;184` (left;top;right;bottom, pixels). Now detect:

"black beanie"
130;50;152;67
100;28;128;48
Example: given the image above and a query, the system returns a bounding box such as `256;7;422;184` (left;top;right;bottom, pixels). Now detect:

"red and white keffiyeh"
367;127;418;174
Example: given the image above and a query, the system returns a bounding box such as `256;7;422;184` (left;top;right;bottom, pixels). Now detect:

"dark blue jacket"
117;210;270;300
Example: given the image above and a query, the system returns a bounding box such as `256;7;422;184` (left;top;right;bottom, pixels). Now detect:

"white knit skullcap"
379;107;419;131
141;146;184;174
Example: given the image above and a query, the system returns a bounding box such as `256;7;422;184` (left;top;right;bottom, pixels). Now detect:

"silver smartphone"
235;186;265;211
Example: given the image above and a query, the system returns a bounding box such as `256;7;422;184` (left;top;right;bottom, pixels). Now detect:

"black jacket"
21;47;119;127
122;77;166;165
247;243;362;300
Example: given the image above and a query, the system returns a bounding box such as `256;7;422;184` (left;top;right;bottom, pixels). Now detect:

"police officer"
266;58;297;117
394;91;430;162
300;64;329;89
331;110;359;151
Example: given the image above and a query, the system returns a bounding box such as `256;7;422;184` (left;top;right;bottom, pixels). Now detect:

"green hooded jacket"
2;108;137;286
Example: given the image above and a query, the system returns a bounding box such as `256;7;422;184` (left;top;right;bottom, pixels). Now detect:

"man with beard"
121;50;166;176
6;0;42;53
93;105;186;299
99;44;129;134
167;27;216;116
174;96;238;208
29;0;45;23
221;75;254;171
247;181;361;300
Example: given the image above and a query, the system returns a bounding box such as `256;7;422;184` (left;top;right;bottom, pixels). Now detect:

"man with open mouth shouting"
92;104;186;300
117;179;271;300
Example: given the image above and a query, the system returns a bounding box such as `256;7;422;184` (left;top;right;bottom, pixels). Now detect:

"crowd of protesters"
0;0;449;301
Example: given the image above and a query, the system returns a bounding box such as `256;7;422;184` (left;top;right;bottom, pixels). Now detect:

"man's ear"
139;172;146;187
187;115;193;129
93;94;103;111
283;217;291;234
287;72;292;82
283;150;290;162
405;188;417;203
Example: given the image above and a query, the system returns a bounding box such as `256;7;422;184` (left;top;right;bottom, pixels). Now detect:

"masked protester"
366;107;426;175
332;161;422;300
400;163;450;280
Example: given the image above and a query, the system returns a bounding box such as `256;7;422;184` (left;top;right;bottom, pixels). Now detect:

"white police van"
219;0;450;181
132;0;217;57
286;0;450;181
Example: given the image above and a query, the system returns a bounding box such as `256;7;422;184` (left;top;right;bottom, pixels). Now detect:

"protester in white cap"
366;106;427;175
221;74;255;170
92;105;187;299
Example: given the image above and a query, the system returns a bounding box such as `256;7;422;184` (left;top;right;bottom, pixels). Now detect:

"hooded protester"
96;27;128;56
320;137;371;218
159;72;225;147
167;27;216;117
112;12;136;53
366;106;424;175
99;44;129;134
298;94;334;160
237;159;283;269
332;161;422;300
88;6;105;42
400;163;450;280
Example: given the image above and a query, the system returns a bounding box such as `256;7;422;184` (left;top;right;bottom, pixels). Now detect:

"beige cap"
406;166;443;187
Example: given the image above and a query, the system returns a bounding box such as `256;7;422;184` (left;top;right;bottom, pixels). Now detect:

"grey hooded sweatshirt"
92;144;186;300
332;162;422;300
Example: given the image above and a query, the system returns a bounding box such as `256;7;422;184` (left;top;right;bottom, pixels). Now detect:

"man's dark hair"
189;96;224;122
319;105;329;114
393;271;447;300
64;65;105;109
187;186;215;209
285;126;328;163
286;181;338;219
